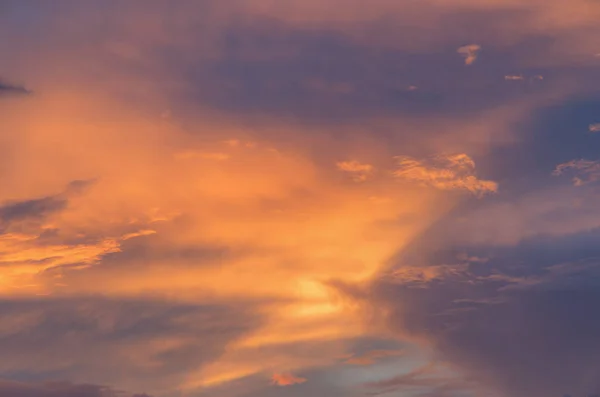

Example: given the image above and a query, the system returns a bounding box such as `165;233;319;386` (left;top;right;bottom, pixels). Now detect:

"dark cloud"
148;4;600;134
178;15;553;125
0;379;151;397
0;80;31;96
478;95;600;193
0;380;115;397
364;363;482;397
0;297;261;392
0;180;94;233
0;196;67;226
371;224;600;397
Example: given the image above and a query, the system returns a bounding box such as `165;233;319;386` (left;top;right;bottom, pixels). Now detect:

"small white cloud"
504;75;524;81
457;44;481;65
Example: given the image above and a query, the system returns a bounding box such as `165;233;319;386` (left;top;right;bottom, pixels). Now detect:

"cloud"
392;154;498;196
589;123;600;132
364;362;481;397
0;83;447;392
457;44;481;65
343;349;405;366
367;189;600;397
0;181;161;292
175;151;230;161
0;297;259;393
504;75;524;80
553;159;600;185
1;1;600;396
0;195;66;227
0;80;31;96
336;160;374;181
380;278;600;397
0;379;146;397
271;373;307;386
0;180;92;230
387;263;470;285
336;160;374;173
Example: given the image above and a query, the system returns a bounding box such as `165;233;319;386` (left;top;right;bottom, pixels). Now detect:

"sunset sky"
1;1;600;396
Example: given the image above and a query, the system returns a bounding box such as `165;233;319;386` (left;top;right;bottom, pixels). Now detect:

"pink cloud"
271;373;307;386
457;44;481;65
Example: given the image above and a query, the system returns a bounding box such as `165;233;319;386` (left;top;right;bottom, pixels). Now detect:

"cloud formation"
336;160;374;181
271;373;307;387
0;379;142;397
504;75;524;81
457;44;482;65
0;80;31;96
393;154;498;196
1;0;600;396
343;349;405;366
553;159;600;186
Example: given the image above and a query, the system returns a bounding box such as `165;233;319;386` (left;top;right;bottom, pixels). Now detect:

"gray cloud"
0;297;261;393
179;15;554;125
0;196;67;226
370;223;600;397
0;180;94;234
0;80;31;96
0;379;144;397
364;363;485;397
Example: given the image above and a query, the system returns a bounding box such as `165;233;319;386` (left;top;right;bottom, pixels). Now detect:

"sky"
1;0;600;396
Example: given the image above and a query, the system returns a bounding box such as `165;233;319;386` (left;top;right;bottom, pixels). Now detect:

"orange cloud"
271;372;307;386
336;160;374;181
393;154;498;196
1;86;462;393
457;44;481;65
553;159;600;186
4;0;594;394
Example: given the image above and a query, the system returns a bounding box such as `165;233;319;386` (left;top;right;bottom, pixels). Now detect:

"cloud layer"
1;0;600;396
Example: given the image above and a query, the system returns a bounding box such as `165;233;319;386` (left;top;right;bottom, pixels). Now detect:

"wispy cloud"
336;160;374;181
504;75;524;80
2;0;600;396
392;154;497;196
364;362;481;397
589;123;600;132
457;44;482;65
0;380;122;397
343;349;405;365
553;159;600;185
271;373;307;386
